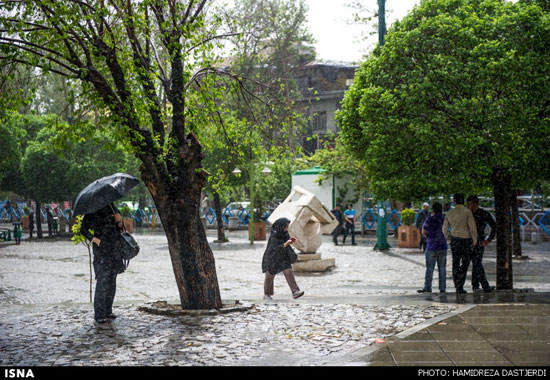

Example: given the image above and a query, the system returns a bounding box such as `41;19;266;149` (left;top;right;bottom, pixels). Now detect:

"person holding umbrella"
74;173;139;324
80;203;125;323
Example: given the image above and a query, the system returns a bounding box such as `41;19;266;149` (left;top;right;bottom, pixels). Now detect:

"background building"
293;61;358;154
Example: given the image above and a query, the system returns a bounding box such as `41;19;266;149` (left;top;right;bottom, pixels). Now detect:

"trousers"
264;269;299;295
342;222;355;244
471;244;490;290
423;250;447;292
93;244;118;320
450;237;473;291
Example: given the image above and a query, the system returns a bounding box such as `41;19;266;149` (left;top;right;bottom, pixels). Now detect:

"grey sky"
305;0;420;63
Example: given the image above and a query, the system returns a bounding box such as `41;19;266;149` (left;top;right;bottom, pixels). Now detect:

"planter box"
249;221;266;241
397;225;420;248
21;216;29;232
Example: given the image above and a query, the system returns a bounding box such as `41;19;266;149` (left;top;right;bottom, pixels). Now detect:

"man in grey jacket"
443;193;478;294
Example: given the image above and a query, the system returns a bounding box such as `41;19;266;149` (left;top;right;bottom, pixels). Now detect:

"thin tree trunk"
493;169;513;290
511;191;522;258
213;192;227;243
35;200;43;239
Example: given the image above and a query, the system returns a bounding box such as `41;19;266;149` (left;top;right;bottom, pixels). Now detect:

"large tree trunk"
139;134;222;310
492;169;513;290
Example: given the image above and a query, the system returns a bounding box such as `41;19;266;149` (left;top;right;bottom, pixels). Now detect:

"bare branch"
186;32;240;53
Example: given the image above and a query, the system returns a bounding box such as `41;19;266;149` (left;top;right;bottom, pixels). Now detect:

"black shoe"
483;286;495;293
417;289;431;293
95;318;108;324
106;314;117;320
440;290;446;293
456;289;467;294
352;243;357;246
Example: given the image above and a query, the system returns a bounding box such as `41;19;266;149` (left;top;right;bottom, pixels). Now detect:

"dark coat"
80;203;125;274
262;218;295;275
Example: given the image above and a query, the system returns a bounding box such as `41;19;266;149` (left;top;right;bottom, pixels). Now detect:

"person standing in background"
442;193;478;294
331;204;344;245
418;203;448;293
467;195;496;293
416;203;430;252
343;203;357;246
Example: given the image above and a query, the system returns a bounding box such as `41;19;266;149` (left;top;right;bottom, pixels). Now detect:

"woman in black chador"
262;218;304;300
80;203;125;323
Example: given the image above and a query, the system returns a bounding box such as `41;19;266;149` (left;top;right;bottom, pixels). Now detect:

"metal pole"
374;200;391;250
249;160;256;245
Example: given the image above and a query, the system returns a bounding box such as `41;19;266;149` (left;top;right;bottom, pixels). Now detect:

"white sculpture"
268;186;338;271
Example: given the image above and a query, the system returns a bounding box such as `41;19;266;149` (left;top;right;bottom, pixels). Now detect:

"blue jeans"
423;250;447;292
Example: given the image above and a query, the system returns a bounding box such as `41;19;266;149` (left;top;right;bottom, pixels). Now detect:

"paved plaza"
0;228;549;366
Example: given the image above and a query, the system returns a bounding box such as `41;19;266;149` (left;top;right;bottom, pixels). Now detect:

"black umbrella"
73;173;140;216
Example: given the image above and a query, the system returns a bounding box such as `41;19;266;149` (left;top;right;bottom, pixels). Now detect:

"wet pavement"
0;228;549;366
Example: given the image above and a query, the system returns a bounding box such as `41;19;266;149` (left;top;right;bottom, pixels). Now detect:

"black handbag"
119;231;139;260
116;229;139;269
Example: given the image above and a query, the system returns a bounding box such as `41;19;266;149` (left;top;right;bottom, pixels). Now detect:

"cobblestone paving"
0;302;456;366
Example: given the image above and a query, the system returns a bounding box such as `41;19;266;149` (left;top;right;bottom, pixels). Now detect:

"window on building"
312;111;327;134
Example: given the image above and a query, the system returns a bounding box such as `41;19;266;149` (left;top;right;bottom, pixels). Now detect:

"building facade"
293;61;358;154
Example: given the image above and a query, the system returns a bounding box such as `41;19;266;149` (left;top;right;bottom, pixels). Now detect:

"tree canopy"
337;0;550;201
0;0;231;309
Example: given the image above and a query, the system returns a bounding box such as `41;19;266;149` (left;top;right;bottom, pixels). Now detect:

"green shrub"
120;204;132;218
401;208;416;226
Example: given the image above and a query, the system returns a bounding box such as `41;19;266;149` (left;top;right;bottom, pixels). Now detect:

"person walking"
342;203;357;246
442;193;478;294
466;195;496;293
417;203;448;293
331;204;344;245
262;218;304;300
80;203;126;323
416;203;430;252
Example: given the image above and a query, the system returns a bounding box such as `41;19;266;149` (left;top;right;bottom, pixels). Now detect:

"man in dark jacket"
80;203;125;323
331;204;345;245
467;195;496;293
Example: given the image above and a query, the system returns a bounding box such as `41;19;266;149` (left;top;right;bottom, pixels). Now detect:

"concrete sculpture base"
292;253;335;272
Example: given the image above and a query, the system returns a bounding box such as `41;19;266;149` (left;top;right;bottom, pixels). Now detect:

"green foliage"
220;0;314;151
0;112;143;203
297;133;369;195
0;121;21;185
120;204;132;218
401;208;416;226
337;0;550;201
71;215;89;246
